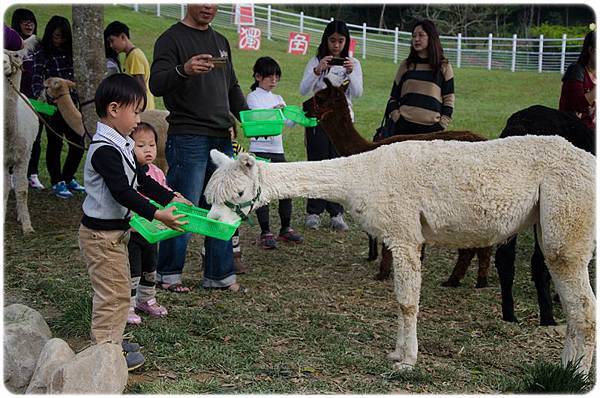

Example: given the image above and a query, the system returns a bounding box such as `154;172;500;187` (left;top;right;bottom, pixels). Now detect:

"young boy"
78;73;190;371
104;20;155;110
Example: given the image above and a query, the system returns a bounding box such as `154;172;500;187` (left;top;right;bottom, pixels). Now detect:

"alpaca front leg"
14;168;33;234
387;244;422;370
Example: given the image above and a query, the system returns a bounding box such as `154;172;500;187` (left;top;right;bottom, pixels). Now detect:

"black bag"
373;114;396;142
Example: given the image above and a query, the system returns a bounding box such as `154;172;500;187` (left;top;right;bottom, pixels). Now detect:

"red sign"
348;38;357;58
288;32;311;55
239;27;261;51
235;4;255;26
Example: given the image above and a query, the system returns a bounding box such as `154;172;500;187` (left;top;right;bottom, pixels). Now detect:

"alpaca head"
305;77;350;120
4;35;38;79
204;150;261;224
43;77;76;100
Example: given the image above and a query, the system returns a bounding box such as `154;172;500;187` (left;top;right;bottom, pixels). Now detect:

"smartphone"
211;57;228;69
329;57;346;66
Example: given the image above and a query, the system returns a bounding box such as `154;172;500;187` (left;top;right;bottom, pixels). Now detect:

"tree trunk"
72;5;104;139
378;4;386;30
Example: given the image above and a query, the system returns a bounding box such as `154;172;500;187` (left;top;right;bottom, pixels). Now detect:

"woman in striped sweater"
386;19;455;135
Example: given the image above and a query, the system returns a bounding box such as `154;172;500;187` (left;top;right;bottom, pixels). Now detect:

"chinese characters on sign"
288;32;311;55
239;27;262;51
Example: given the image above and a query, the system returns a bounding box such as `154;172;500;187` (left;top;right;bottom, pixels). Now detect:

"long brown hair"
406;19;446;76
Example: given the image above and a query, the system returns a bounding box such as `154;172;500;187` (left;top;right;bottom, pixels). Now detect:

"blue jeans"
157;134;235;288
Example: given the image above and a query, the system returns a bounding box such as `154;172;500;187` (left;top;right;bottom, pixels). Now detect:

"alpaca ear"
237;152;256;173
66;80;77;90
210;149;233;168
324;77;333;89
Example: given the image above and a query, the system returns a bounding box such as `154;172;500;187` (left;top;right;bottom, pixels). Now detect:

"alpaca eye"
237;191;244;197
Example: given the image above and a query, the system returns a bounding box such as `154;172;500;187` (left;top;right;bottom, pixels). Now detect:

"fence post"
180;4;185;20
487;33;493;70
267;5;272;40
511;34;517;72
156;4;160;17
538;34;544;73
393;27;399;64
560;33;567;74
134;4;138;12
456;33;462;68
362;22;367;60
300;11;304;33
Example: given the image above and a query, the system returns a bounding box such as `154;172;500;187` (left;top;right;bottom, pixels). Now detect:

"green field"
4;4;589;394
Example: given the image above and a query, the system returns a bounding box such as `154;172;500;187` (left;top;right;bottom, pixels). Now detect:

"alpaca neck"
318;103;378;156
56;95;85;136
257;158;353;205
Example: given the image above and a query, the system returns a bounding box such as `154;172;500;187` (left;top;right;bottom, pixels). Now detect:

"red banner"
239;27;261;51
287;32;311;55
348;38;357;58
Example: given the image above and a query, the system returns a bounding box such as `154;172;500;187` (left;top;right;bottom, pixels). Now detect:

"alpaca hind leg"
387;243;422;370
376;245;392;280
531;227;555;326
475;246;492;288
441;249;475;287
494;236;518;322
367;234;378;261
14;166;33;234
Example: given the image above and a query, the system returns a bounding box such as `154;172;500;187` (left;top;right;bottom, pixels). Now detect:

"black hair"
250;56;282;91
316;20;351;60
103;29;121;73
406;19;447;77
40;15;72;56
104;21;130;39
95;73;147;118
132;121;158;143
11;8;37;38
577;30;596;67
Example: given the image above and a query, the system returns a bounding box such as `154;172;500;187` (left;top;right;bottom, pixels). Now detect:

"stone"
48;343;128;394
4;303;52;337
25;338;75;394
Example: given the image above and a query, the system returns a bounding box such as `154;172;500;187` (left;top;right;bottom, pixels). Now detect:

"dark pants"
395;117;442;135
305;125;343;217
128;232;158;300
27;123;43;176
252;152;292;234
43;111;85;185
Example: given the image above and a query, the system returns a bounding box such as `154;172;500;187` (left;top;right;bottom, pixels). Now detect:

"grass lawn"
3;4;593;394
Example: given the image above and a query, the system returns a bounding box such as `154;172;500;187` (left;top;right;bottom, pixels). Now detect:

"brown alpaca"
306;79;492;286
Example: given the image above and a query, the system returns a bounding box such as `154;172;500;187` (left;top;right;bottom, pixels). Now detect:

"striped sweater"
389;57;455;129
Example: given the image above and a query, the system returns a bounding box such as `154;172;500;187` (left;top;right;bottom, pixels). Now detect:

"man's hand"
183;54;214;75
154;206;188;231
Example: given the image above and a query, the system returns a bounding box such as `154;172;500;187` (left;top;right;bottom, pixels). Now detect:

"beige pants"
78;224;131;345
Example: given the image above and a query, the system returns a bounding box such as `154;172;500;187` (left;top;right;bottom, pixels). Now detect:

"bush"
507;359;594;393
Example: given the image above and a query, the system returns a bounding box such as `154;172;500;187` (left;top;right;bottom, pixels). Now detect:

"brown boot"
233;252;247;274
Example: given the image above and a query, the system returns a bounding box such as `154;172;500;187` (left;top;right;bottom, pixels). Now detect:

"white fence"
129;3;584;73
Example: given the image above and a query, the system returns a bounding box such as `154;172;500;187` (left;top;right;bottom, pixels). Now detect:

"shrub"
507;358;594;393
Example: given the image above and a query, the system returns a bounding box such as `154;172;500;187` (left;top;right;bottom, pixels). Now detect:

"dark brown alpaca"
305;79;492;285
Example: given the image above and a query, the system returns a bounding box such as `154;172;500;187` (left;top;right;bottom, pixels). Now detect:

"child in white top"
299;20;363;232
247;57;303;250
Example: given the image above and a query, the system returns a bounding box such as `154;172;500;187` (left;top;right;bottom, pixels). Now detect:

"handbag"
373;113;396;142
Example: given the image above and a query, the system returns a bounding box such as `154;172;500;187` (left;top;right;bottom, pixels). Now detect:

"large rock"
26;338;75;394
48;343;128;394
3;304;52;393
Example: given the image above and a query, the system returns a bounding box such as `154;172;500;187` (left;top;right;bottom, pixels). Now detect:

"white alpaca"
204;136;595;374
4;36;40;234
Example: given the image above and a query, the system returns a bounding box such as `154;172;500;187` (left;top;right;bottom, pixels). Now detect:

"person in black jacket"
149;4;249;293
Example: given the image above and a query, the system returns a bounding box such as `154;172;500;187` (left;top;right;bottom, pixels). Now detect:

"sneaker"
278;227;304;243
66;178;85;193
28;174;45;190
136;298;168;318
305;214;321;230
127;307;142;325
51;181;73;199
259;232;277;250
330;214;349;232
122;340;141;353
124;350;145;371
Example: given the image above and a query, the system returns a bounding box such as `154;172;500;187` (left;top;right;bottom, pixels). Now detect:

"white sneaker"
330;214;349;232
28;174;45;190
305;214;321;230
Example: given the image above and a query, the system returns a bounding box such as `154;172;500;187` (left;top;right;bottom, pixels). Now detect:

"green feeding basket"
240;108;285;137
29;99;57;116
172;202;242;241
129;213;185;244
283;105;318;127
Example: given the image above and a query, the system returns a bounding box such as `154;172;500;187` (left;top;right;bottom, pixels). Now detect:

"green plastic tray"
129;213;185;244
172;203;242;241
29;99;57;116
283;105;317;127
240;108;284;137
